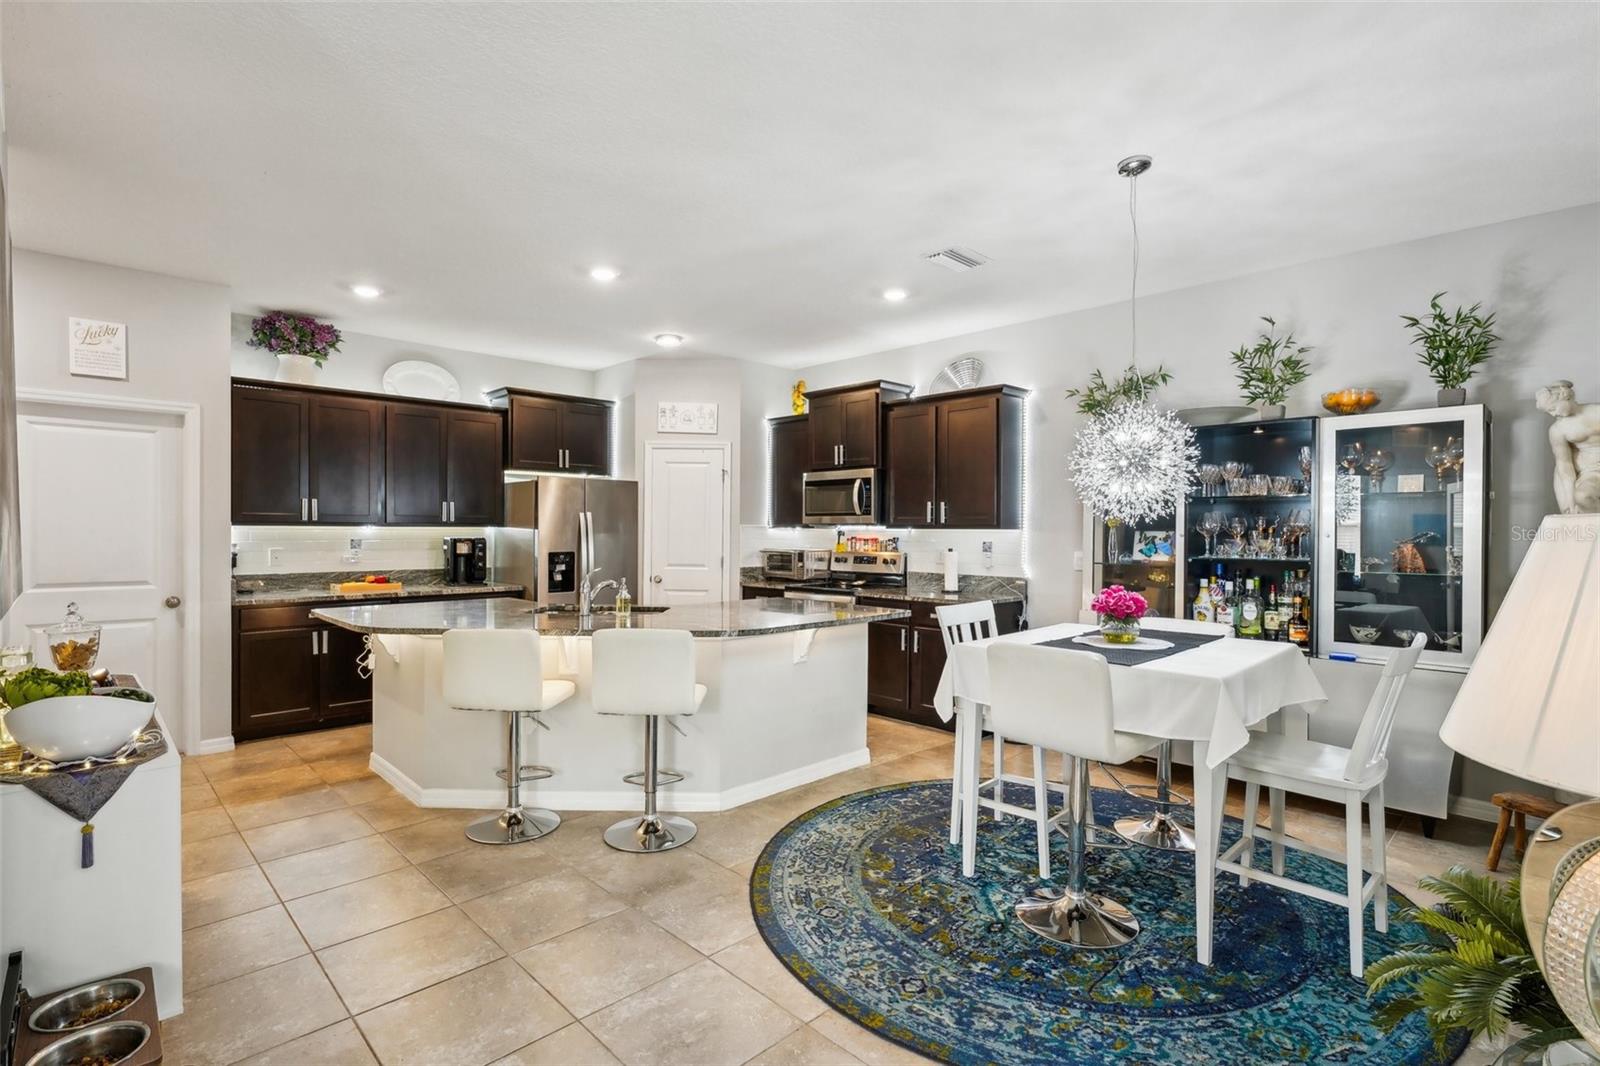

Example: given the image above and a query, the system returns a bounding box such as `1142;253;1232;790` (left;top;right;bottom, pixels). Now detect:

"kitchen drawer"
237;604;319;632
857;595;932;626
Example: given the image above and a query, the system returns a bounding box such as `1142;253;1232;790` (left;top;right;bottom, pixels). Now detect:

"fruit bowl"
1349;625;1383;644
5;693;153;762
1321;389;1381;415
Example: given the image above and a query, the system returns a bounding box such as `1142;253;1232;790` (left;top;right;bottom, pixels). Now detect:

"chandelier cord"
1128;169;1141;381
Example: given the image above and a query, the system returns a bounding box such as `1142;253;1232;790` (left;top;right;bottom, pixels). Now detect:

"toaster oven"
760;548;832;581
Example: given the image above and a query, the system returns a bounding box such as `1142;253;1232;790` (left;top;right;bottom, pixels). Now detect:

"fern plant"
1229;316;1311;407
1066;364;1172;417
1400;292;1499;390
1365;866;1576;1055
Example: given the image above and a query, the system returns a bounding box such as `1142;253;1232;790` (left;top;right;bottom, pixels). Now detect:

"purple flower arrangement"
1090;585;1148;622
247;311;343;366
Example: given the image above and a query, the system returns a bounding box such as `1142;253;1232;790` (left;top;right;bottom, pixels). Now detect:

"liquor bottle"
1262;583;1283;641
1210;570;1227;612
1288;595;1311;648
1192;579;1212;623
1222;580;1238;630
1237;578;1263;638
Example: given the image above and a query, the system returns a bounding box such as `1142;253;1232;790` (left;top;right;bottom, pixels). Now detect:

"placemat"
1039;628;1225;667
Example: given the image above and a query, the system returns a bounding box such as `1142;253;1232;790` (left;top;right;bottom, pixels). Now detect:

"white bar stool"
934;602;1052;879
443;629;575;846
1112;617;1232;852
986;641;1157;949
591;628;706;853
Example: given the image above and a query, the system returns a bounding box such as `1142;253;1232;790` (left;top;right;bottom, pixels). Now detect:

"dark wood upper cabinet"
883;385;1026;529
489;388;614;475
232;387;309;524
804;381;912;470
307;395;385;524
768;415;808;526
385;403;448;524
561;401;611;475
884;404;937;526
445;410;505;524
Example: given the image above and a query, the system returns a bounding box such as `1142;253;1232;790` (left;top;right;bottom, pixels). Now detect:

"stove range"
782;549;906;603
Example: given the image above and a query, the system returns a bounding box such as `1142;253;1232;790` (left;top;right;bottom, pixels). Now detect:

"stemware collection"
1194;462;1307;498
1191;508;1311;560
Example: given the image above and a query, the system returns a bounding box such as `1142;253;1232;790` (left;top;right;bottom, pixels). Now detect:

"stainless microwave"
803;467;878;525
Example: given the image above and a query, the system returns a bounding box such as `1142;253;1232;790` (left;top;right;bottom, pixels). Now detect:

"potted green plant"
1065;364;1172;416
1365;866;1577;1056
247;311;343;384
1400;292;1498;406
1230;316;1311;420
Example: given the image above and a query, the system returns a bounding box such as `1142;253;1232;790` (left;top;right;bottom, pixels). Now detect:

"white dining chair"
1112;617;1232;852
934;602;1052;878
1214;632;1427;977
986;641;1157;948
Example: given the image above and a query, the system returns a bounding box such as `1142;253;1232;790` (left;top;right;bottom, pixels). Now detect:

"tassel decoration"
81;822;95;868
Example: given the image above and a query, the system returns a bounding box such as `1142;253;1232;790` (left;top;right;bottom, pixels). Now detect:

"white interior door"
644;445;727;605
7;401;184;722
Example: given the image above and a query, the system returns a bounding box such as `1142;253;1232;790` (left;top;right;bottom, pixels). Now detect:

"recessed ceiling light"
349;283;383;299
882;288;909;302
653;333;685;348
589;266;620;283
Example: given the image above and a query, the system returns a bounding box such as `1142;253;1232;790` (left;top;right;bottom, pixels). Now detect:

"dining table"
932;620;1328;966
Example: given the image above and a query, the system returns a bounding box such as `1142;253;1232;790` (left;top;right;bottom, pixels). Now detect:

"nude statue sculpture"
1536;380;1600;514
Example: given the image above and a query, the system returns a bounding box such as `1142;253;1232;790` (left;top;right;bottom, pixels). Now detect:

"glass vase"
1099;615;1141;644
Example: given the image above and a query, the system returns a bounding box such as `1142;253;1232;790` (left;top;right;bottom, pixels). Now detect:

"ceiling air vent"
922;247;991;273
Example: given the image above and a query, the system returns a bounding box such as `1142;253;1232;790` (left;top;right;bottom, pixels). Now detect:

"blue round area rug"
750;781;1465;1066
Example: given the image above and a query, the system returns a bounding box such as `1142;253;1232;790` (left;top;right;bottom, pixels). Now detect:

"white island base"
365;625;872;812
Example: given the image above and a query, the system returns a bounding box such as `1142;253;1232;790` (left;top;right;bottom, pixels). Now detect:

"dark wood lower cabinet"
862;598;1024;729
233;593;519;741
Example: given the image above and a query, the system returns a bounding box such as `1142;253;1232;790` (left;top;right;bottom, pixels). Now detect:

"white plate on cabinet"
382;360;461;402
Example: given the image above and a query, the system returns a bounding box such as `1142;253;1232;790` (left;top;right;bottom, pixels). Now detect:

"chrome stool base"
1113;810;1196;852
1015;886;1141;949
466;806;561;846
603;813;697;853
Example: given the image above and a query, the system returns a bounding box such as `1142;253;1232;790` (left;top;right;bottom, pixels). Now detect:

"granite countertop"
738;568;1027;606
234;569;525;607
310;595;911;638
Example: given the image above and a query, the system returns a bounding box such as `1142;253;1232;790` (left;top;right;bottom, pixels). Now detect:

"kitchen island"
311;596;911;811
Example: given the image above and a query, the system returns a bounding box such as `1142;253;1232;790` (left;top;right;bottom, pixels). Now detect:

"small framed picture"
1132;529;1175;561
1396;474;1426;493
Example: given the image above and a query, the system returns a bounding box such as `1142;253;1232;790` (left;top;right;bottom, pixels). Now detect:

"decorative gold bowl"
1321;389;1380;415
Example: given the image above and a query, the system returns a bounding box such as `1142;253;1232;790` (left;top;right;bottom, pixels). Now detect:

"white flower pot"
274;353;321;384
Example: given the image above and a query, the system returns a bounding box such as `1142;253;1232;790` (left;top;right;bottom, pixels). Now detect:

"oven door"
803;468;876;524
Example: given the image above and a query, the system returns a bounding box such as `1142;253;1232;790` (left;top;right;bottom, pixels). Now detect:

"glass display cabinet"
1086;508;1182;619
1177;417;1319;646
1315;405;1489;669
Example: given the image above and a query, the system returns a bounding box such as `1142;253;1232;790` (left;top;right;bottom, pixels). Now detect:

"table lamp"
1439;512;1599;1058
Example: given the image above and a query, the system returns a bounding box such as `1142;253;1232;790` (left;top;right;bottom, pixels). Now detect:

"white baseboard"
191;736;235;756
369;747;871;813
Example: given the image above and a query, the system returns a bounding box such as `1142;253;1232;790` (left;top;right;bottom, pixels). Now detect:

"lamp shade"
1439;513;1599;795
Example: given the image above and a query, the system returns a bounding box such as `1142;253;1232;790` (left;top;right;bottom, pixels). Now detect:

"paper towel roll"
943;549;959;593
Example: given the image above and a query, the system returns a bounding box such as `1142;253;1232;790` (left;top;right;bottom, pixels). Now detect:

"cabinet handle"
322;630;330;653
939;501;947;524
301;497;309;522
442;501;448;522
913;630;920;654
311;631;319;656
311;498;319;522
925;501;932;523
450;501;456;521
900;628;907;652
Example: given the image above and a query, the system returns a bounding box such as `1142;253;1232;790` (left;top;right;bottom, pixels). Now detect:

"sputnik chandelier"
1068;155;1197;524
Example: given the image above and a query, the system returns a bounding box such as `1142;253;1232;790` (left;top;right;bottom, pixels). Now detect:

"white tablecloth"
933;622;1327;768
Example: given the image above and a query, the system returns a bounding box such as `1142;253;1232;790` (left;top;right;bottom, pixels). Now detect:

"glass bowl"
1321;389;1381;415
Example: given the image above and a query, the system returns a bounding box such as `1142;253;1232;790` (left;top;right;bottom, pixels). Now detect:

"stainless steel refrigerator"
493;477;639;607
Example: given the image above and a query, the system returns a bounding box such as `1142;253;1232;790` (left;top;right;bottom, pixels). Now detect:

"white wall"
792;204;1600;628
231;314;594;401
11;250;234;746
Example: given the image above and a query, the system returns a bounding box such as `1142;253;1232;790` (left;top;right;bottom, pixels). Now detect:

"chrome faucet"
579;565;618;619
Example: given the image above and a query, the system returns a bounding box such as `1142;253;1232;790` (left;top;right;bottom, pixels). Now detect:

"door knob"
164;595;182;609
652;575;663;584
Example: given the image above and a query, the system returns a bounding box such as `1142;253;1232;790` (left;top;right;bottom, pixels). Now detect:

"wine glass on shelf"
1227;516;1247;553
1427;445;1452;488
1299;446;1313;486
1196;511;1222;557
1197;464;1222;497
1339;441;1365;475
1284;509;1310;558
1363;448;1392;492
1446;436;1465;477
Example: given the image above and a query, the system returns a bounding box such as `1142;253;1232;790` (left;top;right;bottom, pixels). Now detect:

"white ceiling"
4;3;1596;370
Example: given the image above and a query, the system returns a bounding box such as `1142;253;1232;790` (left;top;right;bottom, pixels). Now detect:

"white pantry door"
643;444;728;605
7;401;185;724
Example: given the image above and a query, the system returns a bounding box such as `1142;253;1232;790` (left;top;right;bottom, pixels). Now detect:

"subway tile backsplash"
739;525;1024;577
232;525;488;575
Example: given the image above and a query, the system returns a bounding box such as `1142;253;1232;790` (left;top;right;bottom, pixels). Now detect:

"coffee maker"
444;537;487;584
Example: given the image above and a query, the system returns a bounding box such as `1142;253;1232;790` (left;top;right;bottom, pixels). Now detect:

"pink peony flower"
1090;584;1148;621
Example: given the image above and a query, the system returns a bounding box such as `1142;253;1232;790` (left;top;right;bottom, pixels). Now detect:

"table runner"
1038;629;1224;666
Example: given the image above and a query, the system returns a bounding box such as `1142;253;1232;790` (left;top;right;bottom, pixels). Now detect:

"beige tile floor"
169;717;1504;1066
